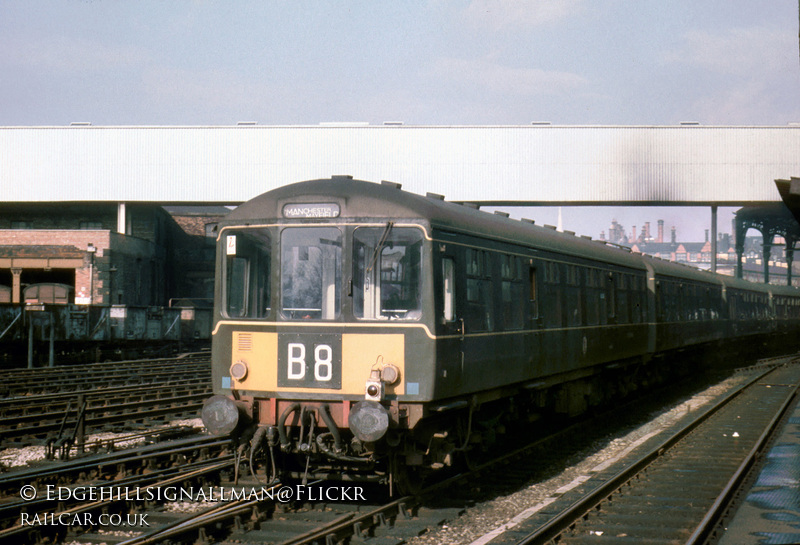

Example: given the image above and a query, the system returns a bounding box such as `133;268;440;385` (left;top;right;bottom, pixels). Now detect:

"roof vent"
521;218;535;225
531;121;551;125
494;211;510;218
544;224;557;230
564;230;575;236
680;121;700;125
381;180;402;189
70;122;92;126
581;235;592;240
463;202;480;209
332;175;354;180
237;121;258;125
426;192;445;200
383;121;404;126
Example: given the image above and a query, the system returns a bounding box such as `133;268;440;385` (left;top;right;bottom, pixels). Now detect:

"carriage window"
281;227;342;320
224;229;271;318
500;255;525;330
353;226;423;320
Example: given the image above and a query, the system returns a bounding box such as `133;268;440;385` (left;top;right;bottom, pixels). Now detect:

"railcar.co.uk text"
18;484;366;527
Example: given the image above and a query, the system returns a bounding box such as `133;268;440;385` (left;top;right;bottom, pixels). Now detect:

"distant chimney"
671;226;676;244
644;222;651;241
632;225;636;243
600;230;606;241
657;220;664;243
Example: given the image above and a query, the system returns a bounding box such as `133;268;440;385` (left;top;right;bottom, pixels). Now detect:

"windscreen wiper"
367;221;394;274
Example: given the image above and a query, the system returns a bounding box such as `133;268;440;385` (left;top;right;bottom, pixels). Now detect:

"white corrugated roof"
1;125;797;204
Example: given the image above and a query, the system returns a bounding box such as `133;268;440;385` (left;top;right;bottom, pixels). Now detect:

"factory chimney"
671;226;676;244
657;220;664;243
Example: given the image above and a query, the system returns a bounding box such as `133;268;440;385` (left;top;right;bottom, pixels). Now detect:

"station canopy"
1;124;798;205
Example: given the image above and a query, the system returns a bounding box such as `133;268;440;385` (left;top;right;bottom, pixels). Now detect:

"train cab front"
202;217;434;484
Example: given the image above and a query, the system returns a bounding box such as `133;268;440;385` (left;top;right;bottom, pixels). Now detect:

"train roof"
226;177;800;295
226;176;646;265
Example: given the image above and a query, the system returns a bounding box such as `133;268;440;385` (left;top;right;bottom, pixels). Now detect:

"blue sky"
2;1;798;240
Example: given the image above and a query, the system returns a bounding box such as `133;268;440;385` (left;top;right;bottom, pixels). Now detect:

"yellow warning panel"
231;331;277;391
342;334;405;396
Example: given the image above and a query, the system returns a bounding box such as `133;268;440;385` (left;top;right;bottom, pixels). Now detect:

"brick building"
0;203;226;306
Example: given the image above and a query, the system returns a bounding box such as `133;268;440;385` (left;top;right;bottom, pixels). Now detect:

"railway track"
0;429;212;497
44;365;767;545
480;361;800;545
0;355;211;449
0;379;209;419
1;358;794;545
0;388;210;449
0;353;210;397
0;435;232;544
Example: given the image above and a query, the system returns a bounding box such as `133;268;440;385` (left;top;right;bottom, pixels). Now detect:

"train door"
437;245;464;393
644;263;657;354
607;272;617;324
440;252;462;337
528;262;541;327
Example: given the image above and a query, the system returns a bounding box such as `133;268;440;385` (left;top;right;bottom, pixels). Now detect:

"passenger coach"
203;176;800;486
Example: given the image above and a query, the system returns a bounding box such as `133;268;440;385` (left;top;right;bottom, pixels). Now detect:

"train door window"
543;262;563;328
663;282;672;321
607;273;616;322
281;227;342;320
617;274;629;324
224;228;271;319
442;257;456;322
566;265;582;327
585;268;598;326
630;275;643;323
353;227;423;320
579;267;589;325
529;265;539;319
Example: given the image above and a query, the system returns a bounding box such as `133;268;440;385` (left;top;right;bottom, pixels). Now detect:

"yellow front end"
229;330;406;398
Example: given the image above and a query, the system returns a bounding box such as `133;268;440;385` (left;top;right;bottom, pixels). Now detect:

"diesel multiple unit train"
202;176;800;488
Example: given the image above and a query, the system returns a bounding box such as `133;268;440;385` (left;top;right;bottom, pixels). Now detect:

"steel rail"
513;365;782;545
0;382;210;421
115;482;283;545
0;435;229;493
0;458;234;544
0;392;210;446
0;373;210;411
56;364;776;545
685;380;799;545
259;366;787;545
